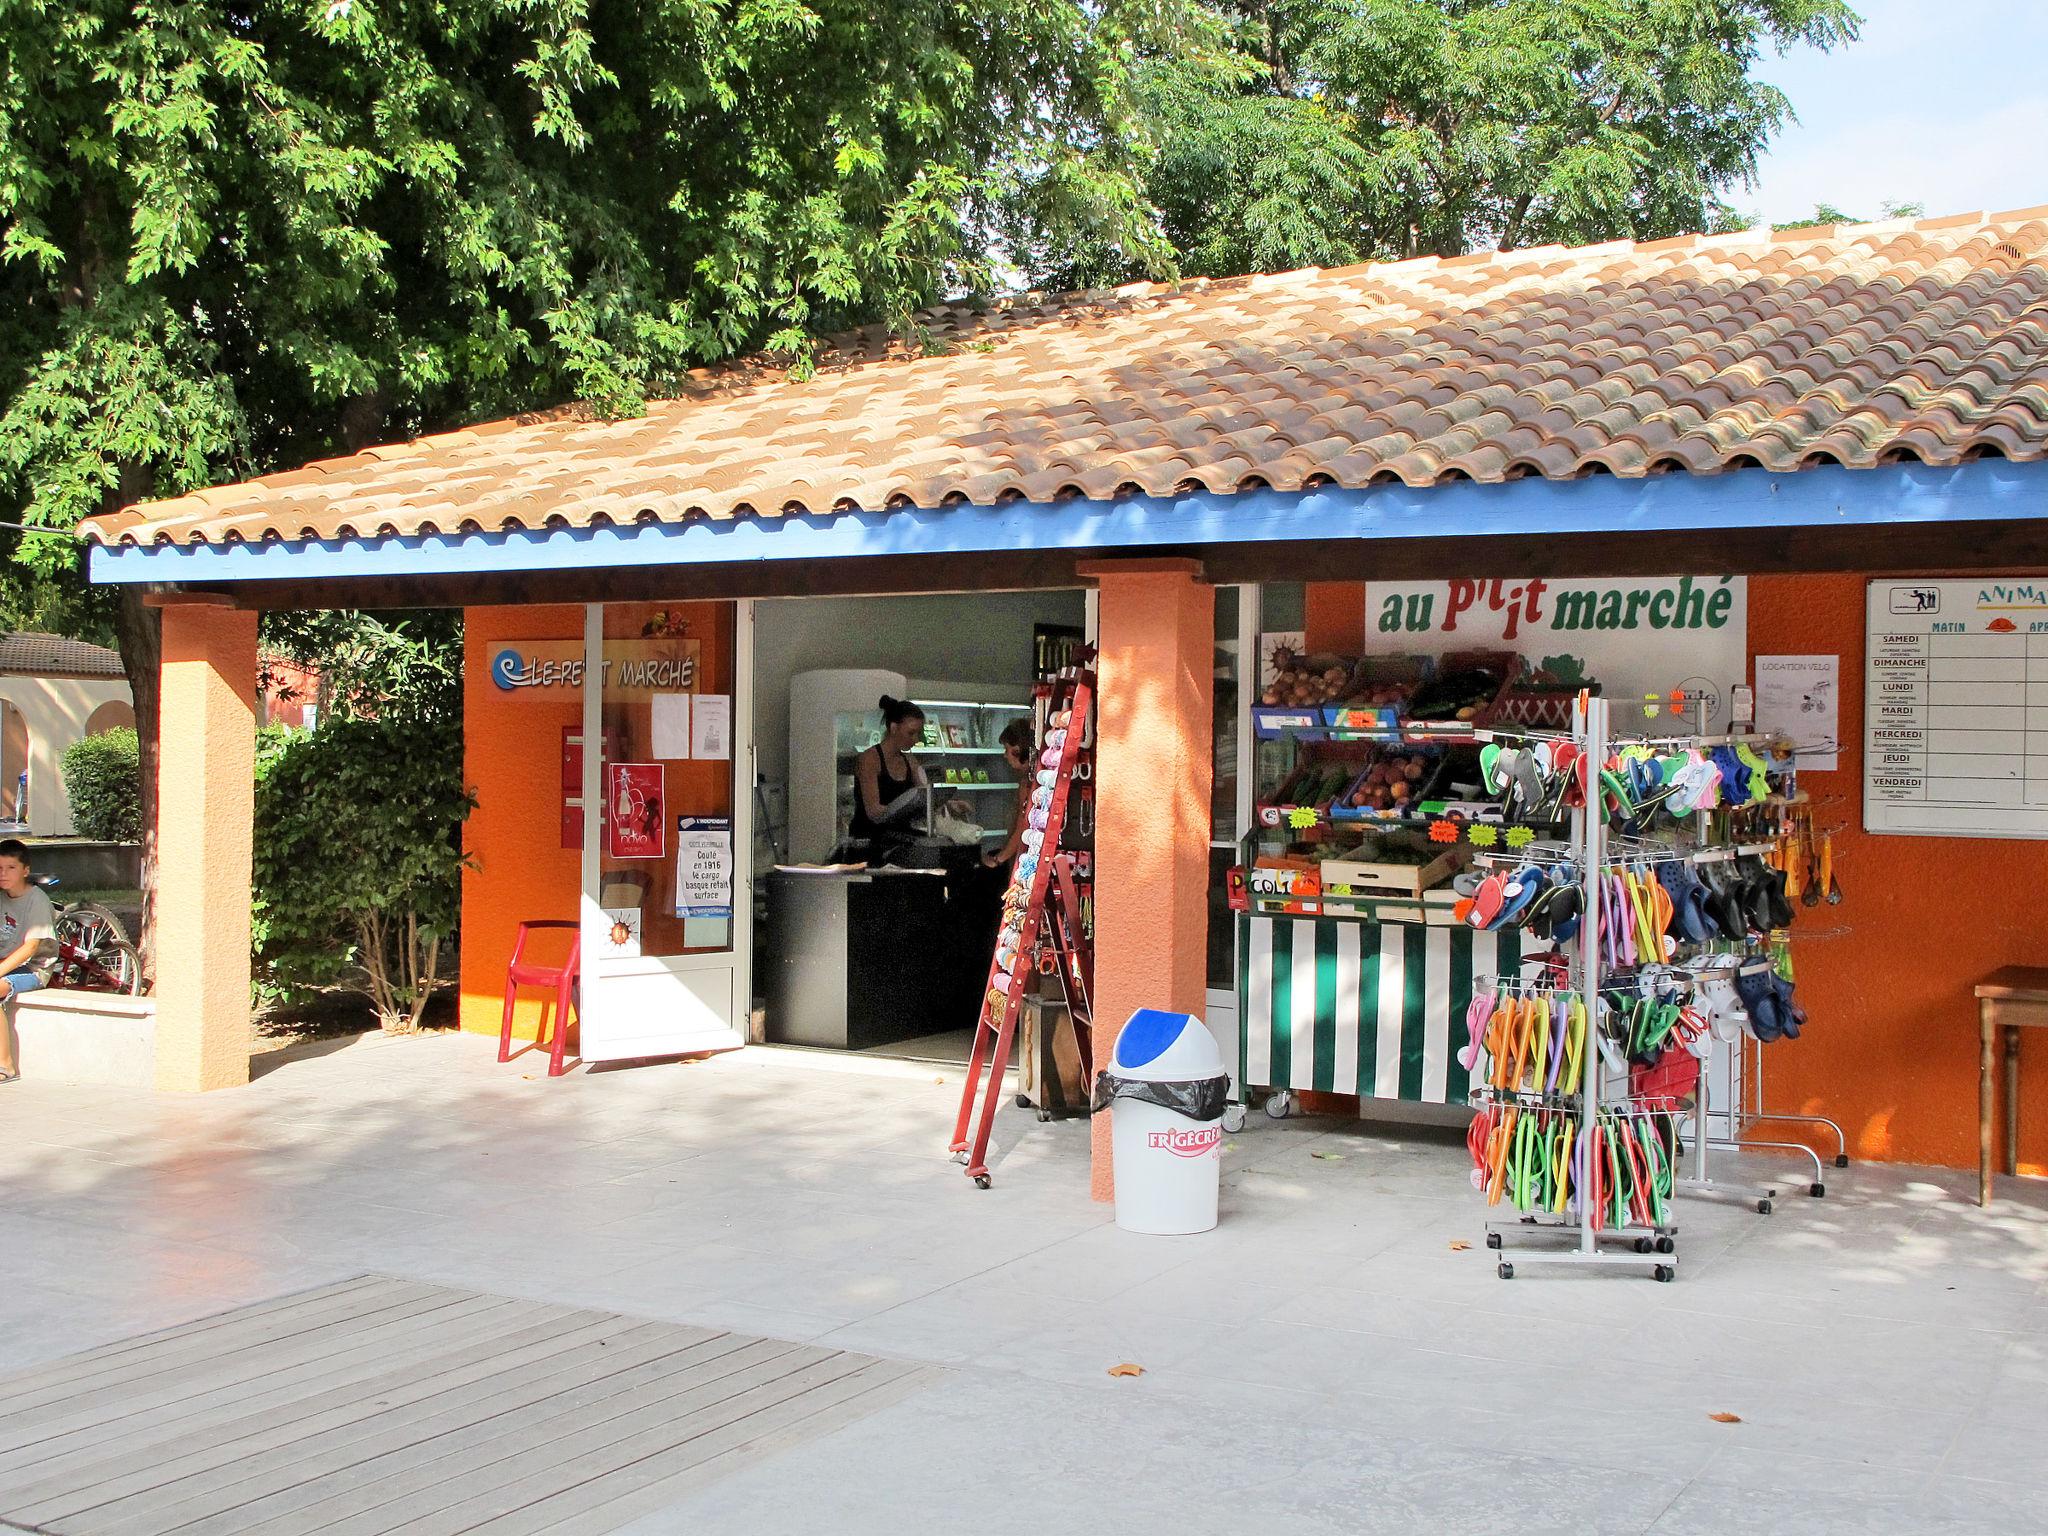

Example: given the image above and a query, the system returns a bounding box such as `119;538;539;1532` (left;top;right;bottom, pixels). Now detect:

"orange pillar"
1083;560;1214;1200
154;604;258;1091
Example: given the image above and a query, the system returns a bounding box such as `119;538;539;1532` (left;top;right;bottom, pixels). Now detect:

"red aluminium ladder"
950;663;1095;1187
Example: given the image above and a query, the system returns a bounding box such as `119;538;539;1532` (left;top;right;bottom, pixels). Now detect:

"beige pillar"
1081;560;1214;1200
154;604;258;1092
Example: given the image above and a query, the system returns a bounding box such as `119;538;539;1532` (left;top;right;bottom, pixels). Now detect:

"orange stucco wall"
1749;573;2045;1171
459;606;583;1042
459;602;740;1046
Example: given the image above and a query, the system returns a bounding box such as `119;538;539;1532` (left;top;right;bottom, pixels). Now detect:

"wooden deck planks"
0;1277;934;1536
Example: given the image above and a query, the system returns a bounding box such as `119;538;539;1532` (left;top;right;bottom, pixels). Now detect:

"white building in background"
0;633;133;836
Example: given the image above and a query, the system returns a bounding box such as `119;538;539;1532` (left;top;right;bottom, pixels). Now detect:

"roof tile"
84;208;2048;547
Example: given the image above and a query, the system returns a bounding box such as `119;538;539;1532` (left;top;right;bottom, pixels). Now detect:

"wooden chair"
498;921;581;1076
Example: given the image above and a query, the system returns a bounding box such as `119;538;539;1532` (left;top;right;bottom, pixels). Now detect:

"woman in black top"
850;695;929;846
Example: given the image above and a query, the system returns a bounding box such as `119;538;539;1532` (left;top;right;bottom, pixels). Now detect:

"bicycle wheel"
68;937;145;996
62;901;131;947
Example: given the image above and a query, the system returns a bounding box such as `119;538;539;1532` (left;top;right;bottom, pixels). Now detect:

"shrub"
252;715;475;1032
60;727;141;841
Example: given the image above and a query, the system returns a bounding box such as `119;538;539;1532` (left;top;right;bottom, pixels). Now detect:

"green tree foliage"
1025;0;1861;284
59;727;142;843
260;610;464;729
1;0;1185;958
1773;198;1924;230
252;715;476;1032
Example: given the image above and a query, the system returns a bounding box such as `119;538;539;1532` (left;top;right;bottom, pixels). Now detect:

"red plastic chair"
498;920;581;1076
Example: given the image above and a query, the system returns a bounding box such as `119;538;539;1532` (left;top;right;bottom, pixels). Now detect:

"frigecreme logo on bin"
1147;1125;1222;1158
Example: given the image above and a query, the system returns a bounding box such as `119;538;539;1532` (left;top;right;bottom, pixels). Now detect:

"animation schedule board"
1865;578;2048;838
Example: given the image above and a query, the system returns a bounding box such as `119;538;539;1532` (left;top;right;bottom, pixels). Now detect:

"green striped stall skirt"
1237;915;1522;1104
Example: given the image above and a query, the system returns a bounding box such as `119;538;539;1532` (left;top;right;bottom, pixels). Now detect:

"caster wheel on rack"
1015;1093;1032;1109
950;1149;969;1165
1497;1262;1514;1280
1835;1154;1850;1168
1265;1090;1293;1121
1810;1182;1826;1199
1656;1236;1676;1255
1634;1237;1653;1254
1486;1232;1502;1250
1757;1198;1773;1215
1653;1265;1675;1283
1036;1109;1052;1123
973;1175;992;1190
1222;1103;1248;1135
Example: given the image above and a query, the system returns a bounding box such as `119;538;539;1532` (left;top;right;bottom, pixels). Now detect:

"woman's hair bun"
878;694;925;725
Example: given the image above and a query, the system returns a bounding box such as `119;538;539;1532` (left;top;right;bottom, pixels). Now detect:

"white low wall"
12;990;156;1088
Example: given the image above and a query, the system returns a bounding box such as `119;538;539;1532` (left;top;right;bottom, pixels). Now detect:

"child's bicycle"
30;874;145;996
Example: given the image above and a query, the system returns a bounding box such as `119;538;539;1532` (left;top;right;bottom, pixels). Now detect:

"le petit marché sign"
490;638;701;700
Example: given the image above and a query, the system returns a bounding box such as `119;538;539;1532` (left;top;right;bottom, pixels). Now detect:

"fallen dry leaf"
1708;1412;1742;1424
1106;1362;1145;1378
1449;1240;1472;1251
933;1076;946;1085
1310;1151;1345;1161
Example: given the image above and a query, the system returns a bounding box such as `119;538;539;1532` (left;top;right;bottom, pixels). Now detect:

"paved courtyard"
6;1030;2048;1534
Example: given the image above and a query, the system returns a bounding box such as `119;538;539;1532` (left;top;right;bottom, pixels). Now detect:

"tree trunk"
114;584;161;982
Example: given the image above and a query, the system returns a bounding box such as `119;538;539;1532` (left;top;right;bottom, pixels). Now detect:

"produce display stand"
1231;649;1571;1122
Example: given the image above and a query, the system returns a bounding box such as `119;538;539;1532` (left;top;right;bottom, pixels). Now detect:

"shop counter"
763;867;983;1049
1237;914;1521;1105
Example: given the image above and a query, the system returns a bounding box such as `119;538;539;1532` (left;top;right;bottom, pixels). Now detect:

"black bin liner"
1090;1070;1228;1122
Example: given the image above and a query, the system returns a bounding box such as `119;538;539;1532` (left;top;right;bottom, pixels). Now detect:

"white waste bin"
1096;1008;1229;1235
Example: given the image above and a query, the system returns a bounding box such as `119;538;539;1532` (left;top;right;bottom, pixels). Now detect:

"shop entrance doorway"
750;588;1091;1069
576;600;753;1062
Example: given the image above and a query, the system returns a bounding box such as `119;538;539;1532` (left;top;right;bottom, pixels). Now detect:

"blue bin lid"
1112;1008;1226;1083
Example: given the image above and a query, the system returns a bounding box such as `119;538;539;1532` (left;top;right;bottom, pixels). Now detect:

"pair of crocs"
1734;961;1805;1041
1694;971;1748;1042
1738;854;1796;929
1720;741;1772;805
1696;863;1752;938
1656;860;1716;942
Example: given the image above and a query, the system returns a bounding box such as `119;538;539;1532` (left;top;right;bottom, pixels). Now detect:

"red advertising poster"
605;763;665;859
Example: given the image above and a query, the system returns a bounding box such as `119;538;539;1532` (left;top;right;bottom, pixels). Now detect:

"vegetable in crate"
1347;751;1431;810
1406;665;1508;722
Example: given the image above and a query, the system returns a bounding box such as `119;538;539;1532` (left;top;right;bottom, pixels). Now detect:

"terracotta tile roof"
0;632;126;678
85;207;2048;549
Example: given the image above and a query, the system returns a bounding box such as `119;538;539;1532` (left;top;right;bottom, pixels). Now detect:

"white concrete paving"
5;1030;2048;1534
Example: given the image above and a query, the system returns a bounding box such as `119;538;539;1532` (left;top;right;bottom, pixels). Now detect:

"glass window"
598;602;737;956
1261;581;1305;633
1206;845;1238;992
1212;586;1239;836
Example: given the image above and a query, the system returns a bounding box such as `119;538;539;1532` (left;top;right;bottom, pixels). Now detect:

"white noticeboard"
1865;578;2048;838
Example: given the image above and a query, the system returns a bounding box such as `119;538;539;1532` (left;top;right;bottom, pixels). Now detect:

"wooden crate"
1319;845;1465;897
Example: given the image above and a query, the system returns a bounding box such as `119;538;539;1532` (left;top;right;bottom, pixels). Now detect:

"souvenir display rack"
1456;699;1809;1278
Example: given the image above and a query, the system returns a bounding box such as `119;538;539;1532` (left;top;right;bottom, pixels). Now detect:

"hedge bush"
252;716;475;1032
60;727;141;841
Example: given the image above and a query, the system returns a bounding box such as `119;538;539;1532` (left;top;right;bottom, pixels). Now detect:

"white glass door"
579;600;753;1060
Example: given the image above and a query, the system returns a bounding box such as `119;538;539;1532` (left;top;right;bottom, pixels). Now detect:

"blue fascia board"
87;458;2048;586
